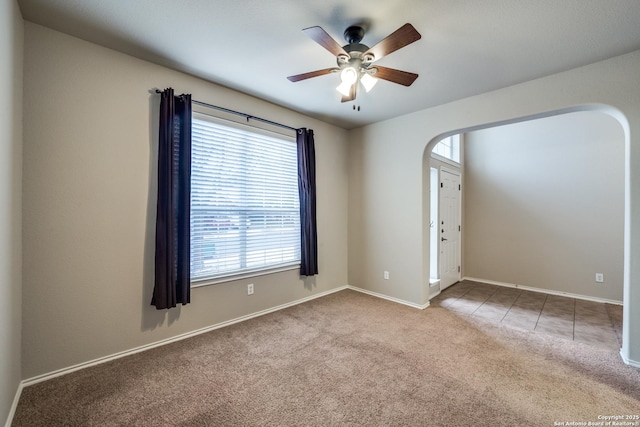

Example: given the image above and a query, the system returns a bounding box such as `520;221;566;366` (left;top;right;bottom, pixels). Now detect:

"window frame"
189;107;301;287
431;134;461;165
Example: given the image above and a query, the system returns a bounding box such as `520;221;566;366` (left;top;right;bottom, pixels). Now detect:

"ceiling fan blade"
373;66;419;86
287;68;339;82
363;23;421;62
341;84;357;103
303;26;349;58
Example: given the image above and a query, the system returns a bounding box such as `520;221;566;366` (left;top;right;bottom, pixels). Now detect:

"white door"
439;169;461;290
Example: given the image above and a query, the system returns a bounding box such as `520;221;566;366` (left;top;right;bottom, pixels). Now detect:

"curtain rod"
155;90;300;133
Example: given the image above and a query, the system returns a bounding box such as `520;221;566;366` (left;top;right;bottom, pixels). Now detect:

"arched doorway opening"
422;104;630;362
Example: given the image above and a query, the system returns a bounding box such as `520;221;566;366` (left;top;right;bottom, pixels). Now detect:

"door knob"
441;237;448;241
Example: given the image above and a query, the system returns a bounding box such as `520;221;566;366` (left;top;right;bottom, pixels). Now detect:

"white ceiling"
17;0;640;129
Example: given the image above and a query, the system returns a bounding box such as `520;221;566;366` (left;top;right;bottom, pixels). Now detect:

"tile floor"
431;280;622;350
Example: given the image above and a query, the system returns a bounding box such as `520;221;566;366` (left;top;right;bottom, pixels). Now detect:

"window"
432;134;461;163
429;167;439;280
190;113;300;283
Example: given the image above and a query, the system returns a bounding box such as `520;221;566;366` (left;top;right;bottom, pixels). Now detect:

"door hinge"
458;225;461;232
458;266;461;273
440;182;443;188
458;184;461;190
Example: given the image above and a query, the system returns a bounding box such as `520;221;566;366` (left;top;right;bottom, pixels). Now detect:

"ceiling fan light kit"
287;23;421;103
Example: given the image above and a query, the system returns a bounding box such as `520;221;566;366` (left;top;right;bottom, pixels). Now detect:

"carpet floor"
12;289;640;426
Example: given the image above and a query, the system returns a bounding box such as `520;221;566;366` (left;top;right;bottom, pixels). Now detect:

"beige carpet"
13;290;640;426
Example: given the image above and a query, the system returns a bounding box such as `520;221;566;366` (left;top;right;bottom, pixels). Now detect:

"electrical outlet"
247;283;254;295
595;273;604;283
383;271;390;280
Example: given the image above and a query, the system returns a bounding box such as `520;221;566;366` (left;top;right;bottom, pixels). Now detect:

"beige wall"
22;22;349;379
348;50;640;365
0;0;23;423
464;112;624;301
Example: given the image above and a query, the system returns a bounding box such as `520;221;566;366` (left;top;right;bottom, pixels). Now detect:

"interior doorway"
423;105;630;364
425;109;626;338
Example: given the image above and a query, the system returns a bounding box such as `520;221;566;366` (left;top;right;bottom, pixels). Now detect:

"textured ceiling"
17;0;640;129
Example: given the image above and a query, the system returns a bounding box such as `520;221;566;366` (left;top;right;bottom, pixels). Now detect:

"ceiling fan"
287;23;421;103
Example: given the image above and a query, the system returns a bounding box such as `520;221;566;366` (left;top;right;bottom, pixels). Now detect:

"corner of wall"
0;1;23;426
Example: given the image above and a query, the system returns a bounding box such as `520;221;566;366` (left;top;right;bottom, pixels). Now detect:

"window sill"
191;263;301;288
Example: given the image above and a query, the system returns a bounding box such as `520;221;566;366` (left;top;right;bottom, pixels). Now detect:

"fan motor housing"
343;43;369;56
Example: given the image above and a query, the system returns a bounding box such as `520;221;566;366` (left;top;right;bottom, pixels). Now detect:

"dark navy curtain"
297;128;318;276
152;88;192;309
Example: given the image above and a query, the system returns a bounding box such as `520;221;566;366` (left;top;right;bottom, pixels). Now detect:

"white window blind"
190;114;301;283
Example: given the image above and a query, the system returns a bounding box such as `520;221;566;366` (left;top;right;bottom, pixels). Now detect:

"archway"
422;104;631;363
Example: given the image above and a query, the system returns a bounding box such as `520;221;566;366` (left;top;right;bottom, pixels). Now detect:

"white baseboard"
4;382;23;427
348;285;430;310
21;285;349;389
463;277;623;305
619;350;640;368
